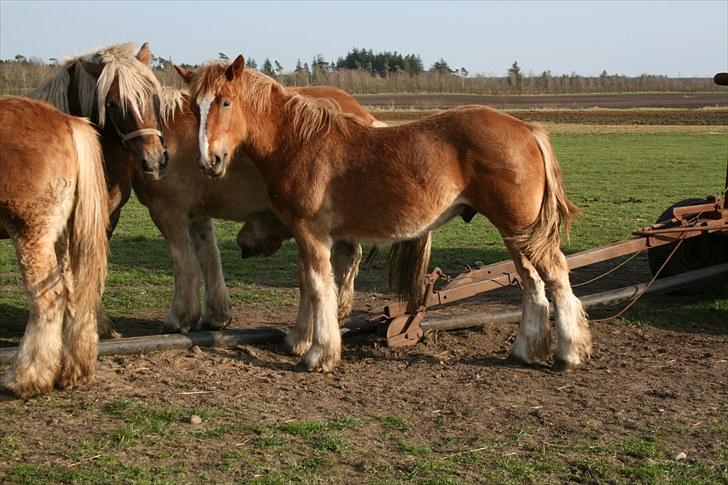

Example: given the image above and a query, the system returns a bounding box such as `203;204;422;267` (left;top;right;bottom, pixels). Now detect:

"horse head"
78;43;169;179
176;55;249;179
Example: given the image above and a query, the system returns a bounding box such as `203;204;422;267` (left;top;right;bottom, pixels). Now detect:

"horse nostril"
212;154;221;167
161;151;169;167
223;152;229;162
141;158;151;171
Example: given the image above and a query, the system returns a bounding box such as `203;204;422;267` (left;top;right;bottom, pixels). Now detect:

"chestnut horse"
131;80;385;332
186;56;592;372
31;44;385;334
0;97;109;398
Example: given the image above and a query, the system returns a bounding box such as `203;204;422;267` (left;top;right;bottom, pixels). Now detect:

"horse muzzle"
199;150;228;178
139;146;169;180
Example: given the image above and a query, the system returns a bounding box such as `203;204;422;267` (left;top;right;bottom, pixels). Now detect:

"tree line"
0;49;721;96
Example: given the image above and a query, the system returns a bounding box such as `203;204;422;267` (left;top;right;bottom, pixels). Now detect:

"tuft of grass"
375;414;407;432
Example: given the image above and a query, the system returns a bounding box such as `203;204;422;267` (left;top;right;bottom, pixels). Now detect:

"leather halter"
119;127;163;143
107;94;166;147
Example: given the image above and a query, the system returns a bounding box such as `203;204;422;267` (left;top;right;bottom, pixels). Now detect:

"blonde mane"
160;86;187;125
191;61;351;142
285;94;349;142
29;43;167;127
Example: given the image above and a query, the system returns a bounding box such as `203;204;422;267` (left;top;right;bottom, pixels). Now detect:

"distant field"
375;108;728;126
356;92;728;110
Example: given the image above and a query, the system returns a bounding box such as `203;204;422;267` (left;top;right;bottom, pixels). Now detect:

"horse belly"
331;188;465;243
202;170;272;222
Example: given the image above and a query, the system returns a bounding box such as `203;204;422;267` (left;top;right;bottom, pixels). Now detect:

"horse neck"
65;73;134;197
240;88;334;175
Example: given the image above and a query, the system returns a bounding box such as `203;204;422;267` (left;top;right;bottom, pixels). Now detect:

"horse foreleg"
152;213;202;333
190;218;232;330
294;224;341;372
2;232;65;398
285;263;314;356
505;240;551;364
332;241;362;325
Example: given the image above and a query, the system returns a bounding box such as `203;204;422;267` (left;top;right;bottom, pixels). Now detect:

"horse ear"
136;42;153;66
79;59;103;78
174;64;195;84
225;55;245;82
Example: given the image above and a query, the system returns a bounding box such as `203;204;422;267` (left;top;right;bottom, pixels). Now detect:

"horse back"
0;97;79;203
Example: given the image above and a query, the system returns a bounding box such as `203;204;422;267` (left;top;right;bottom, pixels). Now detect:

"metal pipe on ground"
0;263;725;364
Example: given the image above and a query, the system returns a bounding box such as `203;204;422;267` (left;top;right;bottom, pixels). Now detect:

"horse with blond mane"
1;97;109;398
185;55;592;373
22;42;169;337
30;42;387;334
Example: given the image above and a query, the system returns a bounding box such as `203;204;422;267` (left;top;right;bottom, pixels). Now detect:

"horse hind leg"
58;235;97;390
505;240;551;364
332;241;362;325
2;230;66;398
533;247;592;370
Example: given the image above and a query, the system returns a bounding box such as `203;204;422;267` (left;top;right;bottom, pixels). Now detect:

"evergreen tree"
507;61;523;90
430;58;453;74
262;58;275;76
246;57;257;69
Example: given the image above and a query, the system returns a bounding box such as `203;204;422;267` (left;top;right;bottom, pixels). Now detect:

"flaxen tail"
67;119;109;343
511;124;580;264
388;233;432;313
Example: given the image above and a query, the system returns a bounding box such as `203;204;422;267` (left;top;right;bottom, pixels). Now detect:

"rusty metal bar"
421;263;728;333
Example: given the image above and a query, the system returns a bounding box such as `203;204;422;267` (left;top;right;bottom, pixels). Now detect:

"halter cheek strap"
120;128;163;143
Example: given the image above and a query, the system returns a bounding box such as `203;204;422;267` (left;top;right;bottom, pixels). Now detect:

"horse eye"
222;99;231;107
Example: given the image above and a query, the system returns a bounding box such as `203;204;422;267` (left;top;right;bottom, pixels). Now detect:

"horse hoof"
160;322;188;334
199;316;230;331
552;359;581;372
2;371;54;400
503;354;533;367
301;344;340;372
285;332;311;357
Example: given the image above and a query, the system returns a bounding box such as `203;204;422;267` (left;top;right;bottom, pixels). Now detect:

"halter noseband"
107;94;166;148
119;127;163;143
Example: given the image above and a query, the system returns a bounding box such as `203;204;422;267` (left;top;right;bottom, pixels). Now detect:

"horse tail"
511;124;580;264
69;119;110;332
388;233;432;313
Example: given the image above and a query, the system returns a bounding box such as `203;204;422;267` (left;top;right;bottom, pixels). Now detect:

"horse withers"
185;56;591;373
0;97;109;399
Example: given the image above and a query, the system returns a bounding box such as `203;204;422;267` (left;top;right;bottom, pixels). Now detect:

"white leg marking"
197;95;213;164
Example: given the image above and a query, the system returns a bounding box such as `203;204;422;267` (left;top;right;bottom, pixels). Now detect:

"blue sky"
1;1;726;77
